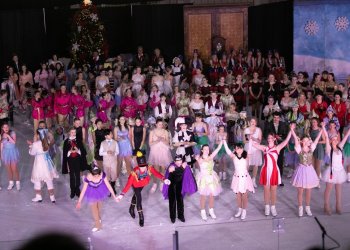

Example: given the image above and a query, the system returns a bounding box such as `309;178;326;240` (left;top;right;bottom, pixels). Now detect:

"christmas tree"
70;0;106;66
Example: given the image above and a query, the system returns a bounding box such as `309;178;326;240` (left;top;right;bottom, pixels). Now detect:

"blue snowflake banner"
294;1;350;78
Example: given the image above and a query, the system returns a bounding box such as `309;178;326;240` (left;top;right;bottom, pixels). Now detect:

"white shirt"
155;102;173;118
99;139;119;156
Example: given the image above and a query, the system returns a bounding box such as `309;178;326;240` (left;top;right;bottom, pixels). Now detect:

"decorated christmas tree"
70;0;106;66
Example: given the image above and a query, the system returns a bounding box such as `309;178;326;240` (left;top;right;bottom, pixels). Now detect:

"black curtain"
0;4;184;76
0;9;46;76
131;4;184;64
248;0;293;72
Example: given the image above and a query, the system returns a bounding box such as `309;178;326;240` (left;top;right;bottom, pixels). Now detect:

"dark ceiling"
0;0;162;10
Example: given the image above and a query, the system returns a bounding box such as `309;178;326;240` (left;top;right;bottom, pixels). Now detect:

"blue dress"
2;132;19;165
117;129;133;157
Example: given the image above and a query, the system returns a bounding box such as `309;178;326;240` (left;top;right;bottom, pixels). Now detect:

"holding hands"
116;194;124;202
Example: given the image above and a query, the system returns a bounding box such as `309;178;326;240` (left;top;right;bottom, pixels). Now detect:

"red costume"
54;91;71;115
122;165;164;194
331;101;346;128
311;100;328;121
72;93;93;119
31;98;45;120
43;94;55;118
120;96;139;119
120;163;165;227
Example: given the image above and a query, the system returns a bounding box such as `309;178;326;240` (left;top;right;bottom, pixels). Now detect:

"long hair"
117;114;128;131
200;144;210;157
37;129;49;152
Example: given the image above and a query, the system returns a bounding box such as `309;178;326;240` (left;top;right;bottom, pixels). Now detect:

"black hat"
136;151;147;166
174;155;184;162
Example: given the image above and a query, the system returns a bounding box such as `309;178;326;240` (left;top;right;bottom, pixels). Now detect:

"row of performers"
29;121;348;232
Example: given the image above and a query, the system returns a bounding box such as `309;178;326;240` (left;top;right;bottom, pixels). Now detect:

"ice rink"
0;114;350;250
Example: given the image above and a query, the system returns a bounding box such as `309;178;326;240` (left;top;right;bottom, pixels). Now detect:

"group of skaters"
1;47;349;232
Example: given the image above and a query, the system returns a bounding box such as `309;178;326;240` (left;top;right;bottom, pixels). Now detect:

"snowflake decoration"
72;42;80;51
304;20;319;36
90;13;98;22
335;16;349;31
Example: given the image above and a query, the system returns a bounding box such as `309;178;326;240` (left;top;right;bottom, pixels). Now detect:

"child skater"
99;129;119;195
322;124;350;215
252;124;293;217
1;123;20;190
116;151;170;227
290;124;323;217
76;165;117;232
195;141;223;221
223;140;254;220
62;127;85;199
162;155;197;223
28;128;59;202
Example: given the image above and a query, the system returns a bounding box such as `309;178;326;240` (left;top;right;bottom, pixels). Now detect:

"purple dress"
84;172;110;203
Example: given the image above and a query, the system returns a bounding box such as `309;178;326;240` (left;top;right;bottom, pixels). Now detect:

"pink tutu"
148;142;172;167
291;164;319;188
231;173;255;194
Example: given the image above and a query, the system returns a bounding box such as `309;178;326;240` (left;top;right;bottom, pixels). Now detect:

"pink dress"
120;96;138;119
97;99;114;123
54;91;71;116
34;70;49;89
71;94;93;118
44;94;55;118
31;99;45;120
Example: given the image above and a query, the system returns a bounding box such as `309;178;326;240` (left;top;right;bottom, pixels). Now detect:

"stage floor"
0;114;350;250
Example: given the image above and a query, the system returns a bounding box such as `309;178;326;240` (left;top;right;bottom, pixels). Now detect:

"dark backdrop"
0;4;184;76
248;0;293;73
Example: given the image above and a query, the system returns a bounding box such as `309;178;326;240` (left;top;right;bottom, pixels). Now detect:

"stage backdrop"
294;0;350;79
184;5;248;62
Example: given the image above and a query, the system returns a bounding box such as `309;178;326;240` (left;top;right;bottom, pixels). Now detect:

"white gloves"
164;179;171;185
116;195;124;202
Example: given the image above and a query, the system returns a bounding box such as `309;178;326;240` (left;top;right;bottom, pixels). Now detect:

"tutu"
117;130;133;157
231;173;255;193
148;142;172;167
291;164;319;188
84;173;110;203
196;160;222;196
322;167;347;184
2;144;19;165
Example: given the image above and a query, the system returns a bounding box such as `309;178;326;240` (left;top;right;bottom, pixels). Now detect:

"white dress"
244;127;263;166
163;79;173;96
231;156;255;193
29;141;59;183
322;149;347;184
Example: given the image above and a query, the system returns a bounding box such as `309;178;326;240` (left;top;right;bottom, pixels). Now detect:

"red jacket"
331;101;346;127
121;165;164;194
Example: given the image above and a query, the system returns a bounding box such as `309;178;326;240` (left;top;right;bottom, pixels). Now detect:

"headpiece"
136;151;147;167
326;105;335;113
37;128;48;140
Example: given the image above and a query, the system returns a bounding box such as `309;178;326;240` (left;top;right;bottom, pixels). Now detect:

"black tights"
131;187;144;211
